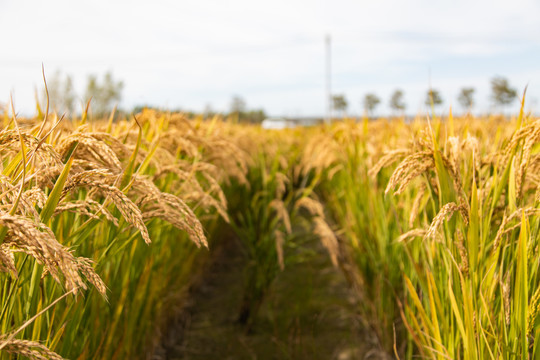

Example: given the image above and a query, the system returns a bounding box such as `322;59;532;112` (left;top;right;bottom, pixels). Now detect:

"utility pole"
325;34;331;124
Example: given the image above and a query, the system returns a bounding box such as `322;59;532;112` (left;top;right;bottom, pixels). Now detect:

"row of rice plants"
221;125;339;331
0;105;240;358
387;107;540;358
307;119;417;356
312;101;540;357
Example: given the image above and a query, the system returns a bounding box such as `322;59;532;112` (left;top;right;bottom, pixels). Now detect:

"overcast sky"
1;0;540;117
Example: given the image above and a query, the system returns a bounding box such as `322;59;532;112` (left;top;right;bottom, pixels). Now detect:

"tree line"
42;71;267;123
43;71;521;121
332;76;519;117
43;70;123;117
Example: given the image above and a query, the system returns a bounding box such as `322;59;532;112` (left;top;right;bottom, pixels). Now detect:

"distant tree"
425;89;443;109
331;94;348;117
203;103;215;118
389;89;406;115
84;71;124;116
42;70;77;115
490;76;517;111
363;93;380;116
228;96;266;123
244;109;267;123
458;87;475;113
230;96;247;114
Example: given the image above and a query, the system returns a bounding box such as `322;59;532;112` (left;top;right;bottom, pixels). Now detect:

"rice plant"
224;126;338;331
0;103;233;358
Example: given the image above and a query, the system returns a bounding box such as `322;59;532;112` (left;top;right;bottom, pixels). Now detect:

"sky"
1;0;540;117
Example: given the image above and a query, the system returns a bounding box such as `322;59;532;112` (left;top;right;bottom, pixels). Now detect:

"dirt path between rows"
157;235;387;360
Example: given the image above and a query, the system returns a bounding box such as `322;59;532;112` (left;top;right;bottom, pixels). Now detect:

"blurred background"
1;0;539;119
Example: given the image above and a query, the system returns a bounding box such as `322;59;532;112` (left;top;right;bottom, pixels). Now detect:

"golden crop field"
0;95;539;359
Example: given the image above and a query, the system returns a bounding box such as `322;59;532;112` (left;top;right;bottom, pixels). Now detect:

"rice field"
0;93;539;359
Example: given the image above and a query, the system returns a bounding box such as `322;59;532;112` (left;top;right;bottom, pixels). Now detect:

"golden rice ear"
313;216;339;267
528;287;540;337
76;257;107;297
61;169;151;244
424;202;462;240
369;148;410;178
492;207;540;254
134;176;207;248
446;136;460;176
274;172;289;199
294;196;324;218
152;163;229;222
0;245;17;277
274;229;285;271
516;120;540;199
0;337;66;360
0;130;63;171
300;134;340;176
88;131;131;160
454;230;469;276
409;183;427;228
268;199;292;235
396;229;427;243
0;213;105;295
56;131;123;174
385;151;434;195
